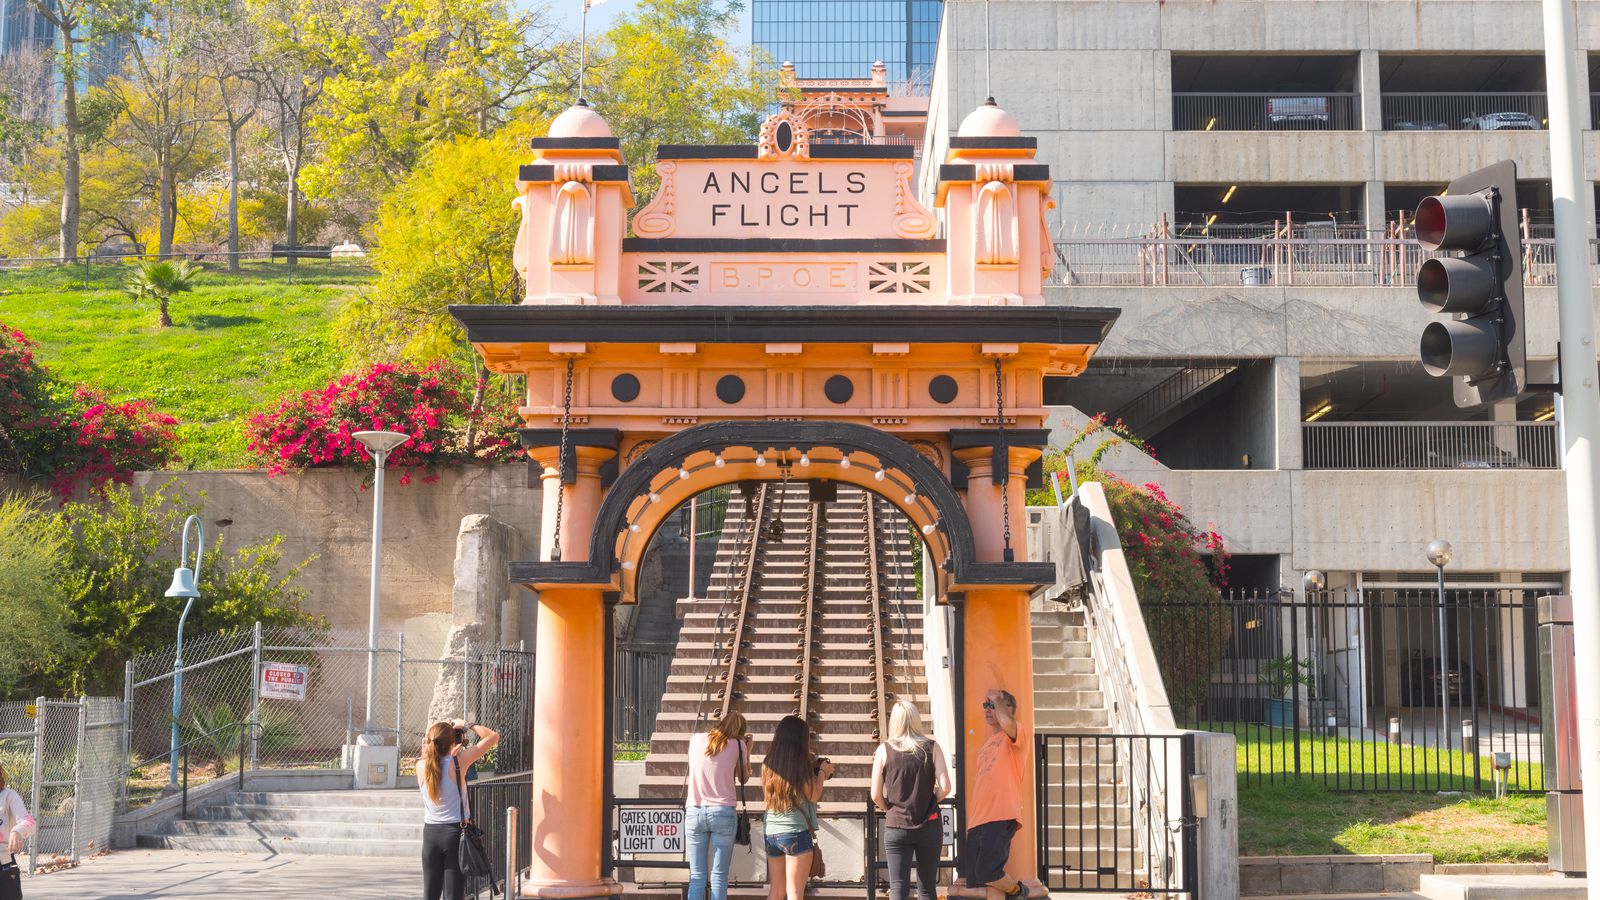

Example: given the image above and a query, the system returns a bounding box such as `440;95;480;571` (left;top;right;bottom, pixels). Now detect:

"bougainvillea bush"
0;322;179;500
1031;415;1232;717
245;361;523;484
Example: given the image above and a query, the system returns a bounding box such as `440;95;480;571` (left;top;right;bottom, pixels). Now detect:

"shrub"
0;493;75;694
244;361;522;483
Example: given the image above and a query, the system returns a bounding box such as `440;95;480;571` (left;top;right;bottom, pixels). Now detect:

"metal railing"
1303;421;1561;470
1111;366;1237;437
1381;92;1548;131
1048;236;1588;287
1172;92;1361;131
1035;733;1195;895
465;770;532;898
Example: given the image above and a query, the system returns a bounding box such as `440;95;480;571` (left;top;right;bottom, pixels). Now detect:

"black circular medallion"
611;373;641;403
928;375;958;405
716;374;746;404
776;121;794;153
824;375;854;404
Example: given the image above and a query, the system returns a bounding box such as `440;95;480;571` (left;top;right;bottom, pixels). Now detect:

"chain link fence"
122;622;532;811
0;698;124;874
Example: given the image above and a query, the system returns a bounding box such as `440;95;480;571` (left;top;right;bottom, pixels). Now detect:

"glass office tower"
753;0;941;89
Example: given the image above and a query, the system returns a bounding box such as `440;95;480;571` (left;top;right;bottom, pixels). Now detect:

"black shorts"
963;819;1019;885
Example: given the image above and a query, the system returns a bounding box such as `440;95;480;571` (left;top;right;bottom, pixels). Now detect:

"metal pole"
249;621;262;771
1542;3;1600;890
687;494;697;601
364;447;389;735
168;595;196;785
30;696;43;876
121;659;134;812
70;697;85;863
1436;564;1448;756
395;632;406;748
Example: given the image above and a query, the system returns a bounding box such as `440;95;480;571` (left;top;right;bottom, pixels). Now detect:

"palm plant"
126;259;199;327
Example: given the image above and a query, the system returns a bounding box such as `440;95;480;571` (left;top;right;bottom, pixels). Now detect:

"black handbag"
456;756;499;895
733;741;751;847
0;860;21;900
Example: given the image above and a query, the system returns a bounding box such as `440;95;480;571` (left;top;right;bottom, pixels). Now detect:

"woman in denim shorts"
761;715;834;900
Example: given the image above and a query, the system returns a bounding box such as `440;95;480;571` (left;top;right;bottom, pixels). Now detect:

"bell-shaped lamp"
353;430;411;455
165;566;200;599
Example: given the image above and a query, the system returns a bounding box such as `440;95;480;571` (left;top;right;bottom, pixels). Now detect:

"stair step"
136;832;419;857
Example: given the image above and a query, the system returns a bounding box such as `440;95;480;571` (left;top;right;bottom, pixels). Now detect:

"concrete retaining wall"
1240;853;1434;895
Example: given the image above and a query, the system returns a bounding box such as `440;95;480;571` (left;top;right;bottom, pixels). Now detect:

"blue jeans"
686;804;738;900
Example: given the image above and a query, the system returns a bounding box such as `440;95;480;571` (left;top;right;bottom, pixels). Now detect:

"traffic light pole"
1542;0;1600;887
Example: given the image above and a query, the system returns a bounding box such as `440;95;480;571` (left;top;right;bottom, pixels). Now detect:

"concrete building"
913;0;1598;733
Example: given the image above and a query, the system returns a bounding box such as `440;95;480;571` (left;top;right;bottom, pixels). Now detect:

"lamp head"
353;430;411;456
1426;539;1454;568
1302;570;1327;592
165;566;200;599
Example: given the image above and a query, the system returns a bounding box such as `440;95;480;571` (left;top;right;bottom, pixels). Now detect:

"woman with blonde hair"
0;761;36;898
418;718;500;900
763;714;834;900
686;710;751;900
871;700;951;900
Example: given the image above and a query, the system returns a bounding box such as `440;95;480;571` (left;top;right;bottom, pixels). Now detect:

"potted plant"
1261;655;1313;728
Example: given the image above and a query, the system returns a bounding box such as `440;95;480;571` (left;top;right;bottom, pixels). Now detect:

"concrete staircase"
1031;605;1146;890
136;789;423;857
639;483;925;814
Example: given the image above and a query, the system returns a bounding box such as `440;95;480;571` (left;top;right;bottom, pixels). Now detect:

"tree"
50;480;317;696
570;0;777;199
250;0;330;269
0;494;76;696
28;0;108;260
196;0;263;273
126;259;199;327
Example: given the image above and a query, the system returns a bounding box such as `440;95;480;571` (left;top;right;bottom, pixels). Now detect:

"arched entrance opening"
452;98;1119;899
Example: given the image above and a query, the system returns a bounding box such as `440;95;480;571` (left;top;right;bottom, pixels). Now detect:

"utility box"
344;734;400;790
1539;594;1585;875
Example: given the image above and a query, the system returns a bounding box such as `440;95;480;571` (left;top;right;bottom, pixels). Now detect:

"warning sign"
260;661;309;701
617;806;685;856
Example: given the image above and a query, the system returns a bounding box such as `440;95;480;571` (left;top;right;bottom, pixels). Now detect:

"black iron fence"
466;770;532;898
1144;588;1546;792
1034;733;1195;895
615;642;674;744
1381;92;1547;131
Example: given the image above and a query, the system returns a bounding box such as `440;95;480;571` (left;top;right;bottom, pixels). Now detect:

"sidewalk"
23;849;423;899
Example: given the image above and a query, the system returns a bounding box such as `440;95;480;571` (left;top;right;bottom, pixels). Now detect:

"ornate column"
522;435;621;898
953;440;1046;897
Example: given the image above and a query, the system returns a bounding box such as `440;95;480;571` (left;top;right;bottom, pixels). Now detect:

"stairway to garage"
136;789;422;857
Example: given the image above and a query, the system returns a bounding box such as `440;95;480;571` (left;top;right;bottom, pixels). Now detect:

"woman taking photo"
871;700;952;900
686;711;750;900
418;718;500;900
0;761;36;899
762;715;834;900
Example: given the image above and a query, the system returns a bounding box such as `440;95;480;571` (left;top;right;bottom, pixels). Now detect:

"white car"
1462;111;1541;131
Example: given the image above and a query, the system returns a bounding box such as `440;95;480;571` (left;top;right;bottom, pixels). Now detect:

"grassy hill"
0;259;372;469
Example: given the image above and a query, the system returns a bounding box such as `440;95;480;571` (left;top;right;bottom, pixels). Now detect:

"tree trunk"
464;360;488;456
157;145;177;258
226;122;241;274
284;165;299;273
158;296;172;327
59;59;81;262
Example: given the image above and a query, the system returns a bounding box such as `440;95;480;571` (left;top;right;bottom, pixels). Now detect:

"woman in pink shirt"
686;711;750;900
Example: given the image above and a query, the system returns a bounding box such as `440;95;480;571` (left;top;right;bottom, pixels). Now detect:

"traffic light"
1414;159;1525;407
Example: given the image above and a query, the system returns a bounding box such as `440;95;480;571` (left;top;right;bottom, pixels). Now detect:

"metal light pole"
1427;540;1453;752
165;515;204;786
1542;2;1600;887
353;430;410;739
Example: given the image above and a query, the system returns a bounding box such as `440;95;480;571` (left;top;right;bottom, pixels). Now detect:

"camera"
453;725;469;745
814;756;831;777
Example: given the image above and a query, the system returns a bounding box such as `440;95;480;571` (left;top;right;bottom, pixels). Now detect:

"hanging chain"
549;358;575;562
995;357;1014;562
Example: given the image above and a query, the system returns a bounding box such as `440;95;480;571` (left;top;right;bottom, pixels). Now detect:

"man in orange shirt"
964;688;1026;899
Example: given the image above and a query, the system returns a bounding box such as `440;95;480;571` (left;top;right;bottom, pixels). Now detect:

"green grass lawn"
1204;723;1549;862
0;259;372;468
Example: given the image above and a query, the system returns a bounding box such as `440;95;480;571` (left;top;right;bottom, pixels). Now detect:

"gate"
487;650;534;771
1034;732;1196;896
0;698;123;874
1145;587;1546;792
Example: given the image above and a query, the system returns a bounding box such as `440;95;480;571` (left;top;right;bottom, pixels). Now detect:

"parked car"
1462;111;1541;131
1401;655;1488;707
1389;118;1450;131
1266;95;1330;128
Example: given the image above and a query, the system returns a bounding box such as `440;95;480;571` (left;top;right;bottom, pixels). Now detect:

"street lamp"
1302;570;1327;593
353;430;409;740
1427;539;1455;753
165;515;204;786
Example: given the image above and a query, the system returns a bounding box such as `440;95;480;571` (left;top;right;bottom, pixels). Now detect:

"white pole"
1541;2;1600;890
364;448;388;735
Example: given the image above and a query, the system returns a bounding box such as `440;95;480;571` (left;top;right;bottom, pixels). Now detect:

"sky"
544;0;755;45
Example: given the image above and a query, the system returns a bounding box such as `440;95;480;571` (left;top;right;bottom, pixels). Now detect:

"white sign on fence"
940;806;955;847
617;805;685;856
260;662;309;701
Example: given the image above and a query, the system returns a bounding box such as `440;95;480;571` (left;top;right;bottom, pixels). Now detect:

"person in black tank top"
871;701;952;900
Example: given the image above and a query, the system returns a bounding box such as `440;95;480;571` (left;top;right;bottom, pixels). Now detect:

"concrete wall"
128;465;540;642
935;0;1600;229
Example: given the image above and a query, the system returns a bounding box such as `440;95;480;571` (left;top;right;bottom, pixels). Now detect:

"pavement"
21;849;425;899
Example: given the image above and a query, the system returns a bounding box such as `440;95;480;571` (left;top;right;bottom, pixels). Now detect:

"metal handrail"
178;721;258;819
1303;420;1561;470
